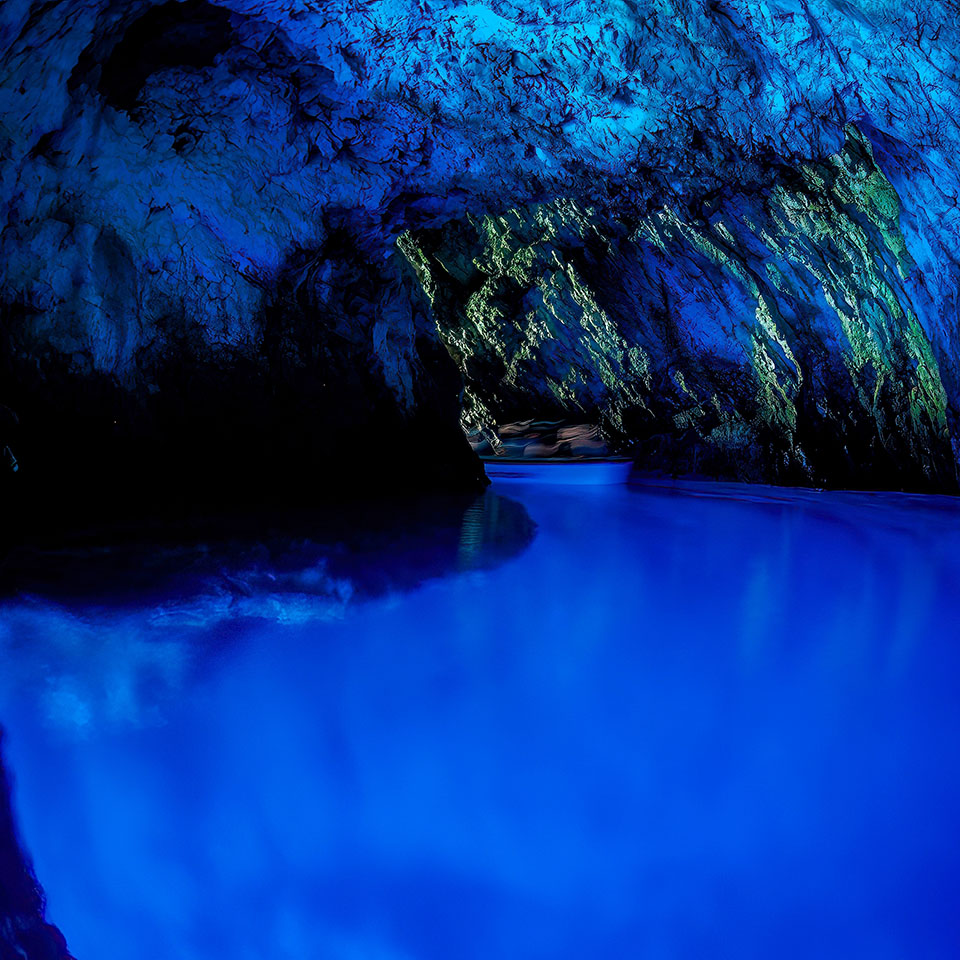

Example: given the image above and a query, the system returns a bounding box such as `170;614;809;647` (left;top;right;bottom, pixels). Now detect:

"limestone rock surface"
405;126;959;489
1;0;960;499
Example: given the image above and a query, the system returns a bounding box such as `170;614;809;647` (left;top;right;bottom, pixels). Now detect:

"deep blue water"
3;479;960;959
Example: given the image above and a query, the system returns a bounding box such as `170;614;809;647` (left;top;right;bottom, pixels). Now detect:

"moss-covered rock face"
403;127;957;491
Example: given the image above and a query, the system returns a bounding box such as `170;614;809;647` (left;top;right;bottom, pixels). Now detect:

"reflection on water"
3;480;960;959
0;492;534;735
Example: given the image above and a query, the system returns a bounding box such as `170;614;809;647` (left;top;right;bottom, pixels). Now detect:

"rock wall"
0;731;73;959
2;0;960;501
404;126;959;490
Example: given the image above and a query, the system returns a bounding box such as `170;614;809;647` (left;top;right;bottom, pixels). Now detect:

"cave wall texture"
0;731;72;959
2;0;960;503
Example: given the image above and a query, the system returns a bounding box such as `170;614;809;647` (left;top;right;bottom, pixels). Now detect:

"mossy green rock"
403;127;956;491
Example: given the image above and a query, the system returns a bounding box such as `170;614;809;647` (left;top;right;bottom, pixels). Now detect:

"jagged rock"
404;127;959;490
1;0;959;499
0;731;73;960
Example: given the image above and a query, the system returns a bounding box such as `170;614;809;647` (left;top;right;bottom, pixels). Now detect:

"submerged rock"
0;731;73;959
0;491;535;735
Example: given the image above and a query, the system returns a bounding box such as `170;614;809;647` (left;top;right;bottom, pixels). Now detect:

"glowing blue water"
3;480;960;959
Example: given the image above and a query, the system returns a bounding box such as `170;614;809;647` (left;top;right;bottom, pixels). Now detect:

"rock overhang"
1;0;960;507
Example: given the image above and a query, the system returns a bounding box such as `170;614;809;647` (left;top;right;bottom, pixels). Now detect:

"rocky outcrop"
403;126;959;490
0;731;73;959
2;0;960;500
0;237;482;530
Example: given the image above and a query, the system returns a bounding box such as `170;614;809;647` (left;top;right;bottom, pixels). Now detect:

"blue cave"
2;0;960;957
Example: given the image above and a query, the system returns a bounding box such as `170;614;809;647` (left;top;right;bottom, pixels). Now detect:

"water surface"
3;480;960;959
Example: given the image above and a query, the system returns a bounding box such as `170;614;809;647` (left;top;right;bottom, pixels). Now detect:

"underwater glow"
3;480;960;958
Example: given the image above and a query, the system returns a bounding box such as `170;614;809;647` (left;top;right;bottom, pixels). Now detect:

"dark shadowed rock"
0;731;73;960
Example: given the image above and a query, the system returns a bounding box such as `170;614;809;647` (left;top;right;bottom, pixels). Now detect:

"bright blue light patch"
3;481;960;959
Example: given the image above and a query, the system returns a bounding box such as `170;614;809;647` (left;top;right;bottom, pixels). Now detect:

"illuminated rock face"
405;127;958;490
1;0;959;497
